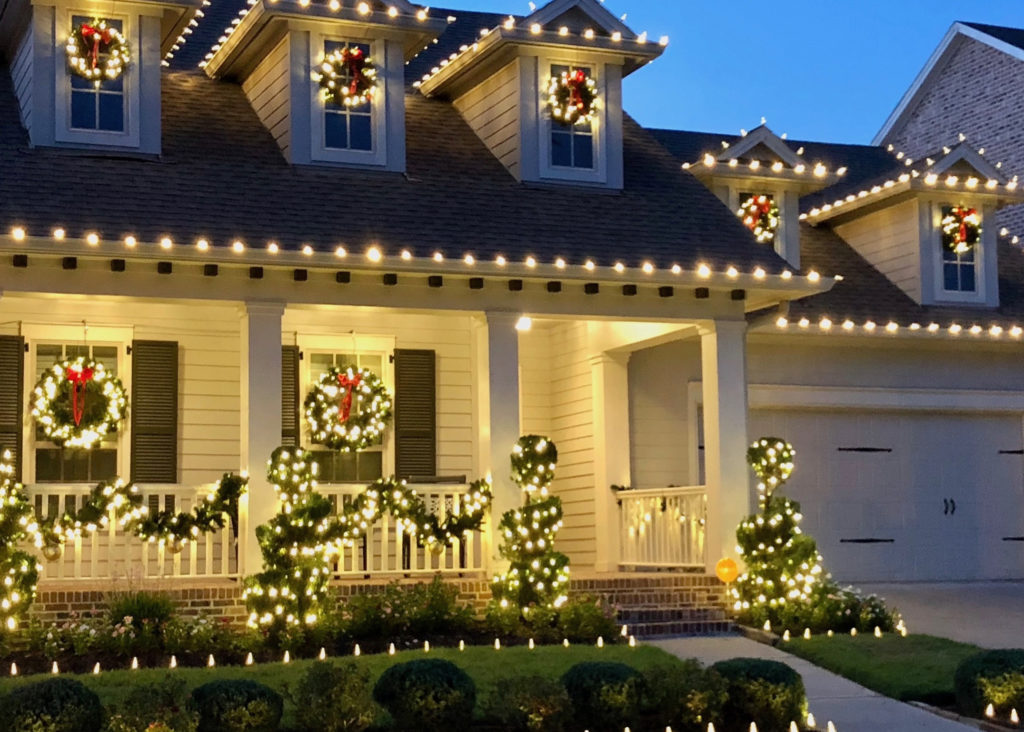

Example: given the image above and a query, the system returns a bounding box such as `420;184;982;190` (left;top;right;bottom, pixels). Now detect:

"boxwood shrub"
954;649;1024;718
483;676;571;731
0;677;103;732
710;658;806;732
561;661;645;732
190;679;282;732
372;658;476;731
640;660;727;731
287;661;376;732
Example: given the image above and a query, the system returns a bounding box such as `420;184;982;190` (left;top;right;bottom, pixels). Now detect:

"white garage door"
747;410;1024;582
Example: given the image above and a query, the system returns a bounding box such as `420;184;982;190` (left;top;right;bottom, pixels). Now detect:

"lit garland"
304;365;393;452
492;436;570;614
547;68;598;125
32;357;128;450
244;447;491;631
66;19;130;87
942;206;981;254
313;46;377;107
0;453;41;632
738;195;780;244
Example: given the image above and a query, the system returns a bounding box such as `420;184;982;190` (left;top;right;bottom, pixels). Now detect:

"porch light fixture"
515;316;532;332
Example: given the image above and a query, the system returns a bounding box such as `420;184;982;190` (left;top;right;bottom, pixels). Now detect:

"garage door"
747;410;1024;582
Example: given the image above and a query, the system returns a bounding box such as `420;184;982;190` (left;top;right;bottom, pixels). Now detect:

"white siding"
835;199;922;302
12;28;32;130
518;325;551;436
453;59;521;180
242;35;292;158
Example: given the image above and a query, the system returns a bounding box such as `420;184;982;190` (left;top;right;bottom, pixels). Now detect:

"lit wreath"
942;206;981;254
547;68;598;125
303;365;393;451
66;18;130;86
738;194;780;244
314;46;377;107
32;357;128;450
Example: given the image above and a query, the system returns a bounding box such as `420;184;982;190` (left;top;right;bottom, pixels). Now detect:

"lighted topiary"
491;436;570;615
0;451;41;632
731;437;900;634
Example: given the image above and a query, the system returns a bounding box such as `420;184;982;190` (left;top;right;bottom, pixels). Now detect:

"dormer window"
548;65;595;171
940;205;980;294
69;17;126;134
320;41;374;154
738;193;780;244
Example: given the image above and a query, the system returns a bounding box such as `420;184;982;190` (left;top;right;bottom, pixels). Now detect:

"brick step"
629;618;735;638
619;606;728;624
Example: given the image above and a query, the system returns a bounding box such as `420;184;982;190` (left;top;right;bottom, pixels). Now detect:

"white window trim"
931;204;986;304
308;34;388;167
54;8;141;148
537;56;607;185
295;333;396;481
20;323;134;486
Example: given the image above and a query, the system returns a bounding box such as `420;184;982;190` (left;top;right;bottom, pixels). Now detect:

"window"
69;16;125;133
549;64;594;170
940;205;978;294
323;41;372;152
306;350;385;483
33;343;120;483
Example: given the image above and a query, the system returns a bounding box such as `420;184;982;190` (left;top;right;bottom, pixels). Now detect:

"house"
0;0;1019;629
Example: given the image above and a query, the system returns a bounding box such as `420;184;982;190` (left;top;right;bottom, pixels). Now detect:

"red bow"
337;372;363;424
65;366;94;426
953;206;977;246
344;47;366;99
80;23;114;70
566;69;588;112
745;197;772;230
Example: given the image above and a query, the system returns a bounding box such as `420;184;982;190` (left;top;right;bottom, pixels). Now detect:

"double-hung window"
322;41;373;152
549;64;594;170
69;16;125;133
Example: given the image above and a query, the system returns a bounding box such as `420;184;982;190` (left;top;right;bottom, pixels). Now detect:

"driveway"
861;581;1024;648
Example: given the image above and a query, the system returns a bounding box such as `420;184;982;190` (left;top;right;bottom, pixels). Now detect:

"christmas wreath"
942;206;981;254
738;195;780;244
66;18;130;86
314;46;377;107
32;357;128;449
304;365;393;451
547;68;598;125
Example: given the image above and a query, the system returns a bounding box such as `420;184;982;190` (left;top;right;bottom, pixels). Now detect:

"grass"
0;643;680;727
785;633;982;706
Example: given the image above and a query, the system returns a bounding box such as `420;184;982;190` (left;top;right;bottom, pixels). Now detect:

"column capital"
697;319;748;338
241;301;286;318
484;310;522;328
589;351;628;369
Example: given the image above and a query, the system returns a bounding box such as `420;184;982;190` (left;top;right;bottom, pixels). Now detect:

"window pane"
98;94;124;132
63;450;89;482
944;264;959;291
551;131;572;167
93;449;118;480
36;449;62;482
324;113;348;150
66;345;89;360
574;134;594;169
349;114;372;151
357;452;382;481
71;91;96;130
310;353;334;376
360;355;382;373
71;74;94;90
92;346;118;376
335;453;357;483
36;344;62;377
960;265;976;292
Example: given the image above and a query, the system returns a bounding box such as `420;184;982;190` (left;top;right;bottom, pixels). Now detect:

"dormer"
417;0;664;190
804;143;1024;307
685;125;845;268
201;0;443;170
0;0;199;153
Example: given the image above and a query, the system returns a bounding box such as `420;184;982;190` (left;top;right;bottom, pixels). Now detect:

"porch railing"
617;486;707;569
319;483;487;577
27;483;238;582
26;481;487;582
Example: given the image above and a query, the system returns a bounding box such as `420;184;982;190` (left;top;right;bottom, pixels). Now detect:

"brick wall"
885;34;1024;235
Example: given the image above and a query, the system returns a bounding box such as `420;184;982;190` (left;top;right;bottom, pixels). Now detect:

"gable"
525;0;635;40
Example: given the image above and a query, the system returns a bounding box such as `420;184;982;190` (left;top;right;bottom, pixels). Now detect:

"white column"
477;312;522;569
590;353;630;573
239;301;285;576
699;320;750;573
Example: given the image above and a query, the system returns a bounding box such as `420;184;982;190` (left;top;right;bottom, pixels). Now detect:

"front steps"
571;573;733;638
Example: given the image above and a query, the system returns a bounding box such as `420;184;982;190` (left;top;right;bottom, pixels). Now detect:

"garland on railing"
244;446;491;630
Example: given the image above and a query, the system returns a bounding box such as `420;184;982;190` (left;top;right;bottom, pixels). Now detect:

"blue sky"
445;0;1023;144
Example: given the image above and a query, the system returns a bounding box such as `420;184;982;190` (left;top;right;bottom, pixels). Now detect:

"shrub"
287;661;376;732
483;676;571;732
561;661;644;731
372;658;476;731
640;661;728;732
710;658;806;732
954;649;1024;717
344;579;474;641
557;596;617;643
105;675;198;732
190;680;282;732
106;591;177;655
0;677;103;732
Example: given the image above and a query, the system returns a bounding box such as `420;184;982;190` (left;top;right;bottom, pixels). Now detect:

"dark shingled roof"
962;21;1024;53
0;4;792;274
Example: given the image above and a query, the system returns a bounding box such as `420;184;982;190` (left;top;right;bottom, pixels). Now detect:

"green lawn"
0;644;680;727
785;634;981;706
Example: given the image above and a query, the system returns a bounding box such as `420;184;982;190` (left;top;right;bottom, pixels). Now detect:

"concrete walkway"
861;582;1024;649
652;636;975;732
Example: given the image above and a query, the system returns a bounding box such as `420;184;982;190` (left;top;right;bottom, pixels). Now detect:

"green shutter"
282;346;300;447
394;349;436;480
130;340;179;483
0;336;24;480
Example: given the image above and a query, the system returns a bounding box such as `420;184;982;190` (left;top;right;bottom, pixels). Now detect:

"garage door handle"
943;499;949;515
950;498;956;515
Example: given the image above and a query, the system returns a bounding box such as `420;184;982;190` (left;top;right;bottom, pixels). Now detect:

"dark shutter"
394;349;436;480
130;340;179;483
282;346;300;446
0;336;24;480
